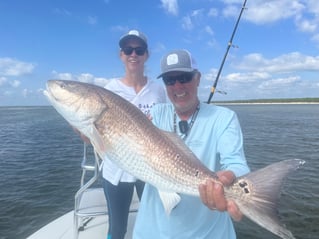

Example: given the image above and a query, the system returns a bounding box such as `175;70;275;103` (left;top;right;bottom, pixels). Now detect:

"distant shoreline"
211;97;319;105
215;102;319;105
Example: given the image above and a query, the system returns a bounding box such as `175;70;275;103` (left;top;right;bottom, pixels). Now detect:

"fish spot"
238;180;250;194
195;170;199;177
239;181;248;188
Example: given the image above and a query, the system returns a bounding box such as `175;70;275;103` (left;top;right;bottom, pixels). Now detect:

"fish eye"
60;82;66;89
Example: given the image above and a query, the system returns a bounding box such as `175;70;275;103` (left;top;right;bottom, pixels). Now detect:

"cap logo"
128;30;139;37
166;53;179;66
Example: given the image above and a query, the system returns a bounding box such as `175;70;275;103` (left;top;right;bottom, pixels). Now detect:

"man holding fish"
132;49;250;238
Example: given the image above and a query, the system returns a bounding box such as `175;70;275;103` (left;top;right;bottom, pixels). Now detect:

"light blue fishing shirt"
133;102;250;239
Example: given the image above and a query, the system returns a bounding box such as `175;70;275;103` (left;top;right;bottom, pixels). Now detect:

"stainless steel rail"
73;143;106;239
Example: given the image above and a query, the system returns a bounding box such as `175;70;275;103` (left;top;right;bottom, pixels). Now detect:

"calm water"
0;104;318;239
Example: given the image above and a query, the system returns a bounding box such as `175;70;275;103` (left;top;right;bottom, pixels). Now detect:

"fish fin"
228;159;305;239
158;191;181;215
89;125;112;157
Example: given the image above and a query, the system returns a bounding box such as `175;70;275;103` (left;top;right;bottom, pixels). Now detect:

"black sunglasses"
122;46;147;56
162;72;195;86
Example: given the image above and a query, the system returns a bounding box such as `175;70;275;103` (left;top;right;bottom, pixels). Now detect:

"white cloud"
0;76;7;86
295;15;317;33
37;88;44;94
307;0;319;12
4;90;12;96
311;33;319;44
202;68;218;82
235;52;319;73
77;73;95;83
181;9;206;31
225;71;271;83
204;26;214;36
51;71;109;87
222;4;240;19
208;8;218;18
51;71;74;81
181;15;193;30
191;9;205;18
258;76;300;90
159;0;318;48
22;88;29;98
10;80;21;88
221;0;318;47
294;1;319;45
95;77;112;87
200;50;319;100
0;58;36;76
240;0;305;24
161;0;178;16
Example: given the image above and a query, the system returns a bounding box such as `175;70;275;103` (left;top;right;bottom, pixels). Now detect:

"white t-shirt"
102;78;167;185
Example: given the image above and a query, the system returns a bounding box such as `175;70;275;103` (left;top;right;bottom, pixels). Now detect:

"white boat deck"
27;188;139;239
27;145;138;239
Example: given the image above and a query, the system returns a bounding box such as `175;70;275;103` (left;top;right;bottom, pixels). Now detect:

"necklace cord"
173;104;200;140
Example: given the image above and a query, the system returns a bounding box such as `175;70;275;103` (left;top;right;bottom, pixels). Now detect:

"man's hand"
198;170;243;221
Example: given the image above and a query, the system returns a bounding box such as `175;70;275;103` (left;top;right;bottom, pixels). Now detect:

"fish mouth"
43;80;62;102
43;81;56;101
43;82;52;99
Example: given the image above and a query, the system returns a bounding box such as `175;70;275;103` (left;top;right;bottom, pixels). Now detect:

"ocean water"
0;104;318;239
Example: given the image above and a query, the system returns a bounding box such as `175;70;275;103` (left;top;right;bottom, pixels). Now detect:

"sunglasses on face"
122;46;147;56
162;72;195;86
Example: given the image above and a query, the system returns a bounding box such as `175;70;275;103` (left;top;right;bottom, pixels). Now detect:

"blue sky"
1;0;319;106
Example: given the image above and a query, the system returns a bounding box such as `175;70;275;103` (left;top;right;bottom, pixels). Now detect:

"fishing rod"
207;0;248;104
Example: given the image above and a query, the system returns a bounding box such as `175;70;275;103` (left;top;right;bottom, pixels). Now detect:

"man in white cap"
133;49;249;239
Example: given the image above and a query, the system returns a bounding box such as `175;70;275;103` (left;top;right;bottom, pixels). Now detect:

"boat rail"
74;143;107;239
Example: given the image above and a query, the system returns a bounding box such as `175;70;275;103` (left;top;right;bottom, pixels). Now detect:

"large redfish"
44;80;304;239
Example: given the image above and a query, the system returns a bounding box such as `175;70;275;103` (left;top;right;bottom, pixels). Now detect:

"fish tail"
227;159;305;239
